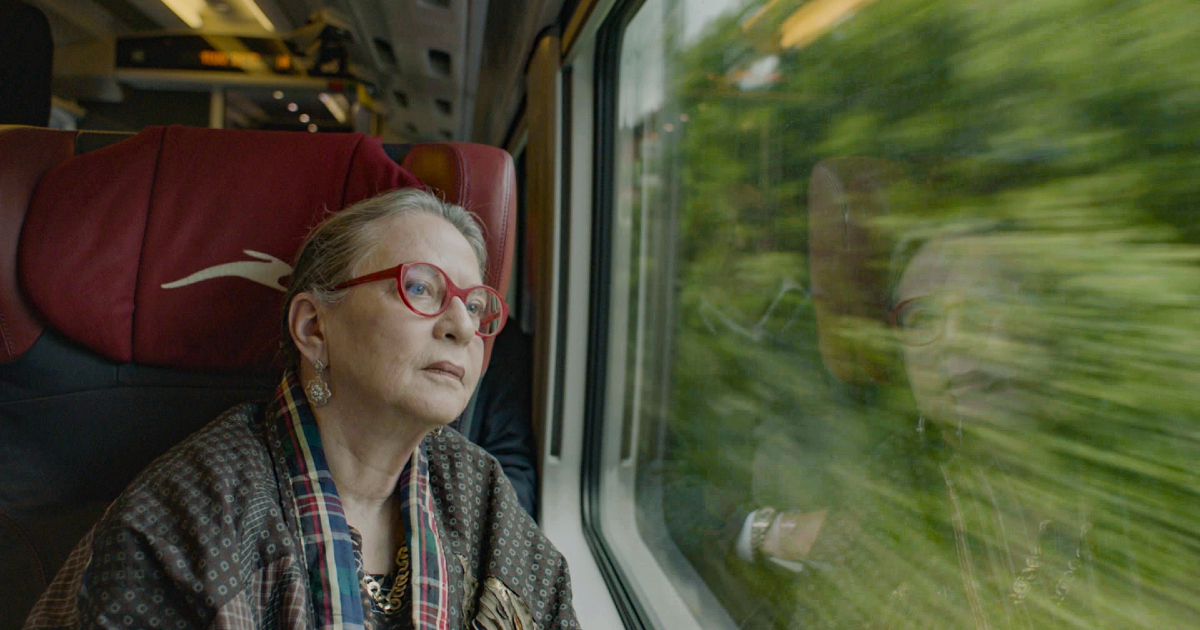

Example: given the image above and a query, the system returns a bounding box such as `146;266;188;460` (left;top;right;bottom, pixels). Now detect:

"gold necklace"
362;542;410;615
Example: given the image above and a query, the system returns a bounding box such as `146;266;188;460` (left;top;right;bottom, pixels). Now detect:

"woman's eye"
902;305;939;330
405;282;429;297
465;300;484;316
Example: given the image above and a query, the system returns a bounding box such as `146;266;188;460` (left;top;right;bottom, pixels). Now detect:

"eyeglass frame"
333;261;508;338
887;293;1014;347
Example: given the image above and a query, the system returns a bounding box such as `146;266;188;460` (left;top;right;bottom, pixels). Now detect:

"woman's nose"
942;305;1004;350
434;296;476;343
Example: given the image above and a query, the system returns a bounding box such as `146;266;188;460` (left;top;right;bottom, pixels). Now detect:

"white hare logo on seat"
161;250;292;293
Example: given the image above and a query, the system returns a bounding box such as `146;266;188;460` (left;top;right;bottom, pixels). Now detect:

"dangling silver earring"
306;359;332;407
430;426;444;437
917;414;926;436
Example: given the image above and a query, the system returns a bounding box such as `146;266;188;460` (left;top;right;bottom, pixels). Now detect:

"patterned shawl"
275;371;450;630
23;376;577;630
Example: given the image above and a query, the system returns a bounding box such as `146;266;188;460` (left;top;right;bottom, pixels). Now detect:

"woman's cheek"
904;348;945;417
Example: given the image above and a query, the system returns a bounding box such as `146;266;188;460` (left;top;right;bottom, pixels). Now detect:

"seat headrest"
398;142;516;304
808;157;910;385
18;125;482;374
0;126;75;361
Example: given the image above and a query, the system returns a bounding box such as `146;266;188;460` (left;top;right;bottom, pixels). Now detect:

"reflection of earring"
306;359;332;408
917;415;926;436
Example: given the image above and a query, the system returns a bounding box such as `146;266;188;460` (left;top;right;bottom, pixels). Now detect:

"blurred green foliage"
617;0;1200;627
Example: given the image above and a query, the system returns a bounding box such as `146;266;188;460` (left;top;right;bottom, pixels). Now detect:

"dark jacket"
457;324;538;518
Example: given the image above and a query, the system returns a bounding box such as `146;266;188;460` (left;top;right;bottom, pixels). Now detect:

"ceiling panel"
473;0;564;145
31;0;526;143
91;0;159;30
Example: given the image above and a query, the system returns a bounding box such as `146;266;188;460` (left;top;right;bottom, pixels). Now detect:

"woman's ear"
288;292;327;365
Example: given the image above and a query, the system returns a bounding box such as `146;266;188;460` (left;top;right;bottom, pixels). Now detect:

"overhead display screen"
115;35;307;75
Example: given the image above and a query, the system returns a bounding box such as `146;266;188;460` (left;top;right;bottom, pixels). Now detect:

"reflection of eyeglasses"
888;295;1008;347
334;262;507;337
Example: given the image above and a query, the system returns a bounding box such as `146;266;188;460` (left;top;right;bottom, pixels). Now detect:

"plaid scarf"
274;371;450;629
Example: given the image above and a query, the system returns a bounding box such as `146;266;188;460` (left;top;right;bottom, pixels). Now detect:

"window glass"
601;0;1200;627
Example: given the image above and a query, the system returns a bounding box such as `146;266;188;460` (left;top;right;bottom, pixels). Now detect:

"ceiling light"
743;0;783;31
780;0;879;49
273;90;283;99
308;124;318;132
238;0;276;32
287;102;298;112
734;55;782;90
299;113;310;123
318;93;349;124
160;0;203;28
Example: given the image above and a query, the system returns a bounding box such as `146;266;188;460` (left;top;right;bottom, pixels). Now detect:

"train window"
593;0;1200;627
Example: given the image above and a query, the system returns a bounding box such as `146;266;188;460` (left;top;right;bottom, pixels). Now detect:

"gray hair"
280;187;487;367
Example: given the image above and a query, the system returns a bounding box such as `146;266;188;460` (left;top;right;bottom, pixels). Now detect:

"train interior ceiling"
15;0;571;145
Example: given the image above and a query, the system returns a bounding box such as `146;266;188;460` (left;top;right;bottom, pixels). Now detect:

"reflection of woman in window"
875;225;1099;628
747;224;1106;628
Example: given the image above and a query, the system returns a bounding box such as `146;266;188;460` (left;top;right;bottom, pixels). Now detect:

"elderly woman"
781;223;1097;628
24;188;577;630
723;216;1107;628
873;225;1095;628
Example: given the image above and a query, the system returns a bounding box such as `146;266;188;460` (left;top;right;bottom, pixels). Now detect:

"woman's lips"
424;361;465;381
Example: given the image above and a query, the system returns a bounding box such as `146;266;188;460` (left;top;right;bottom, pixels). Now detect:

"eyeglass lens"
895;298;942;345
401;263;503;334
896;295;1021;346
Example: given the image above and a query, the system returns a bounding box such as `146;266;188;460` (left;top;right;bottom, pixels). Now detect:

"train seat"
0;125;515;629
808;157;912;385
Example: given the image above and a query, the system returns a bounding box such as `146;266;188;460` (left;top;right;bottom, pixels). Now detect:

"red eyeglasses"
334;262;507;337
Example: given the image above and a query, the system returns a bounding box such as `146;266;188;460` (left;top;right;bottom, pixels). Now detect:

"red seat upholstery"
7;125;514;371
808;157;909;385
0;125;516;629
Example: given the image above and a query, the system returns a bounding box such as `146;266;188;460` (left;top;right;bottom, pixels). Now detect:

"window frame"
581;0;651;626
580;1;741;628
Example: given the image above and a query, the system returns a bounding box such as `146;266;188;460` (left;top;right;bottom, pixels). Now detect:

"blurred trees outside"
635;0;1200;626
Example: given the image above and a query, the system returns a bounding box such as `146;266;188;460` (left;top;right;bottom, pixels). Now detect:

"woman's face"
893;235;1032;428
321;212;485;426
